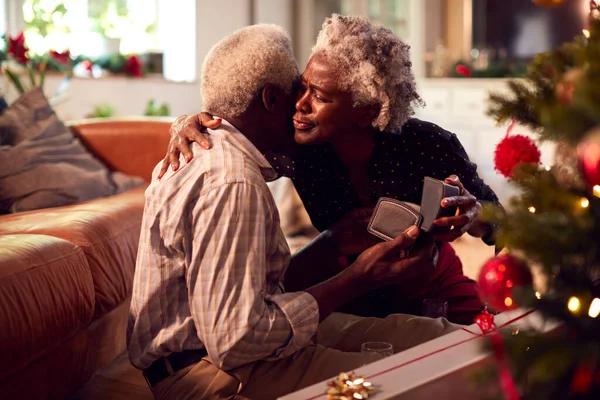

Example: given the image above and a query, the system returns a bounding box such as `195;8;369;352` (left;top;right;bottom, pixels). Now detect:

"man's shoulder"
150;135;265;196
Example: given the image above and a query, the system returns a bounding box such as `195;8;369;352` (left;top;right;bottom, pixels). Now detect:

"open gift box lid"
280;309;560;400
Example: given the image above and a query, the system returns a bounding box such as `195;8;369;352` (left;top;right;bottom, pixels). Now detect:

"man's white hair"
201;24;299;117
312;14;423;132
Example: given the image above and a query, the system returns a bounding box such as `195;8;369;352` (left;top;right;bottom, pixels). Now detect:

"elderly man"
128;25;457;400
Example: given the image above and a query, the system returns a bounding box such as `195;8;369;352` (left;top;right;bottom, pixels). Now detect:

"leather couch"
0;117;171;399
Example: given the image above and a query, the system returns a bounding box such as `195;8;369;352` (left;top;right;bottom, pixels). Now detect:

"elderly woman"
162;15;501;325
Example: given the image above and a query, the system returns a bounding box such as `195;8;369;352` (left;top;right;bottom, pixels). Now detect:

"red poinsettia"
2;31;73;95
7;32;29;64
49;50;71;65
124;55;143;77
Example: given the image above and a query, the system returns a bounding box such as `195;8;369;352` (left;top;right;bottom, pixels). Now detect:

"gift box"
280;309;560;400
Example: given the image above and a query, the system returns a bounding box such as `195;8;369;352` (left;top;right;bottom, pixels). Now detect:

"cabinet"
415;78;556;206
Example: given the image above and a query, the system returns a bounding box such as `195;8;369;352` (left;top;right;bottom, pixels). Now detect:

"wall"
415;78;556;206
2;0;296;121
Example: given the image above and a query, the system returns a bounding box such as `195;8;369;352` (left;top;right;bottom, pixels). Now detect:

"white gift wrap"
280;309;559;400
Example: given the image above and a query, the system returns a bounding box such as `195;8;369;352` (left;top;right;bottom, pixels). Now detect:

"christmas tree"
476;1;600;399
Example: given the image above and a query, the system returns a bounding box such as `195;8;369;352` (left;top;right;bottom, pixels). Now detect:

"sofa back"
68;117;173;182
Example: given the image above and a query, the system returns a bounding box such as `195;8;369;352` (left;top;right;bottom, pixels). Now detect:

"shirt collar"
209;118;279;182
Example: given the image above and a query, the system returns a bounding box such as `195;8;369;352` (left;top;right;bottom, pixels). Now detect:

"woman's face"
293;53;365;146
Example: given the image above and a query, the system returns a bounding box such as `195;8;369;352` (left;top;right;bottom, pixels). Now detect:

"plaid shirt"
127;120;319;371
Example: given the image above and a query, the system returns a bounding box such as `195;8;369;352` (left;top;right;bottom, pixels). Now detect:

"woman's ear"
358;105;379;128
261;84;279;114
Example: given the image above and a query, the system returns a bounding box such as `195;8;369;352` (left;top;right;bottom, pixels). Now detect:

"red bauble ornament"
578;128;600;187
478;254;533;312
494;122;541;178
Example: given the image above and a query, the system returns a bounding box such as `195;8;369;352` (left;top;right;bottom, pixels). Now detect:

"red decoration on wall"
455;64;472;77
124;55;144;78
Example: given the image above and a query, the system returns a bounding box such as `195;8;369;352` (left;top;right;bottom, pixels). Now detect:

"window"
4;0;196;82
340;0;410;39
22;0;159;57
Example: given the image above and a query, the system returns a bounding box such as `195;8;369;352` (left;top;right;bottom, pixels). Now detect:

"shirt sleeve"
439;131;505;246
186;181;319;370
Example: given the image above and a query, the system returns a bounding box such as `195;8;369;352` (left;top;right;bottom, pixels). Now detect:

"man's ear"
261;84;279;114
358;105;379;128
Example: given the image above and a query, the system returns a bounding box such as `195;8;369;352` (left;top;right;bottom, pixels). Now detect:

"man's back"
127;121;311;371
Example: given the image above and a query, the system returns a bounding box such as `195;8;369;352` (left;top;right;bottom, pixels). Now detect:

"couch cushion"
0;234;94;379
0;186;147;317
0;87;144;213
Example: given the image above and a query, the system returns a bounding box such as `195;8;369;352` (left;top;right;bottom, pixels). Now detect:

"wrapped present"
280;309;560;400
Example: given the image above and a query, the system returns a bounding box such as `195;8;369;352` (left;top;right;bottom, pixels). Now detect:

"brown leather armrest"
67;117;173;182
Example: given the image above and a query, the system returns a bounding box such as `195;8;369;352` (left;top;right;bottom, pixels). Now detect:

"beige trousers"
152;312;459;400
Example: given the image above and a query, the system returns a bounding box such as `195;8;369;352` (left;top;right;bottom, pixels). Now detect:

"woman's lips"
293;119;315;131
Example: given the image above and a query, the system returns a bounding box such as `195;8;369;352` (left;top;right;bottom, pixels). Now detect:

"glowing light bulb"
544;165;551;171
581;197;590;208
583;29;591;38
589;298;600;318
568;296;581;313
504;297;513;307
528;206;536;214
535;291;542;299
594;185;600;198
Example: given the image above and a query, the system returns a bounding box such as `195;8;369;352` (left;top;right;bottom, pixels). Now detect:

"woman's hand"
158;113;222;179
431;175;485;242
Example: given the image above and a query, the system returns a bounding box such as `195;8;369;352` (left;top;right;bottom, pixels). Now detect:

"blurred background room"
0;1;594;398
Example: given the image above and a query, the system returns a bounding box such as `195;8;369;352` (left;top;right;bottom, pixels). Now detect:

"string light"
581;197;590;208
583;29;591;38
568;296;581;313
504;297;513;307
535;291;542;299
528;206;536;214
589;298;600;318
544;165;552;171
594;185;600;198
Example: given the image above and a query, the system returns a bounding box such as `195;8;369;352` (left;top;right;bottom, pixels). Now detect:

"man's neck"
226;114;272;155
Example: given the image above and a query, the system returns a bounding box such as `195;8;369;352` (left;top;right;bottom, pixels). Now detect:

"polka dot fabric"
268;118;501;235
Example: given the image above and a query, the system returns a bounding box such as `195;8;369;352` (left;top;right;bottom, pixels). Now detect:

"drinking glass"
361;341;393;362
422;299;448;319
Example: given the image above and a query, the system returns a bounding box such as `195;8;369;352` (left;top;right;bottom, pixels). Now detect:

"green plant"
144;99;170;117
91;104;115;118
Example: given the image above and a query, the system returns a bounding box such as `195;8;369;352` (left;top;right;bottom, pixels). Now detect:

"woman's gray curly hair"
312;14;423;132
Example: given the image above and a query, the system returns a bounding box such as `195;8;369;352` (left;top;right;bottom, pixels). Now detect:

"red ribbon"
490;332;521;400
306;310;534;400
